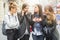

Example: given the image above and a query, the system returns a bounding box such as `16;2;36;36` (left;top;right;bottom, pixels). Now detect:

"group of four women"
2;1;56;40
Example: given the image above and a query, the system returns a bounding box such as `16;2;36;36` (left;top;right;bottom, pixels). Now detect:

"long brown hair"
34;4;43;17
22;4;28;10
46;13;54;24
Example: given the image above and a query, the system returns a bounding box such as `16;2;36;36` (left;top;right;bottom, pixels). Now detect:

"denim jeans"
32;34;44;40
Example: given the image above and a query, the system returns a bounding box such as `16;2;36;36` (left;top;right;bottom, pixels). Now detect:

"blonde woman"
44;5;56;40
2;2;19;40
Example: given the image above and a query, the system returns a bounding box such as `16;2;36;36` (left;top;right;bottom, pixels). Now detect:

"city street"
0;0;60;40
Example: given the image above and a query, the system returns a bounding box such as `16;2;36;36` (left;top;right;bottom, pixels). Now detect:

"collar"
8;11;17;16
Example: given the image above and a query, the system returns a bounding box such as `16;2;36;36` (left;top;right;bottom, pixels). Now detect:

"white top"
3;12;19;29
24;27;29;34
32;22;43;36
32;27;43;36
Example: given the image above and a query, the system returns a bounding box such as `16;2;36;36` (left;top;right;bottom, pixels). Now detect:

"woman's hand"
36;18;42;22
33;17;42;22
33;17;37;22
39;18;42;21
22;11;25;16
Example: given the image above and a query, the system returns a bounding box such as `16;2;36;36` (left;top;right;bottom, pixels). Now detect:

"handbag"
2;21;7;35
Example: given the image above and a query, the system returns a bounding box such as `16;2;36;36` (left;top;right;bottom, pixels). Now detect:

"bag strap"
8;15;17;21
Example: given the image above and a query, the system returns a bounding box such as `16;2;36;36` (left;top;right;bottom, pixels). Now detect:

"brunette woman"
25;4;45;40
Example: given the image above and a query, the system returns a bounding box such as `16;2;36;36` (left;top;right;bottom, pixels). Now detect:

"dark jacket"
17;12;32;38
43;15;56;36
25;13;45;35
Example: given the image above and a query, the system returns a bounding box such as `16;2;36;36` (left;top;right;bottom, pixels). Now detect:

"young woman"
17;4;31;40
3;2;19;40
25;4;45;40
44;5;57;40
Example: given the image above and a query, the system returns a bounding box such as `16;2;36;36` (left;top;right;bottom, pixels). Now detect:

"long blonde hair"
46;13;55;24
44;5;55;24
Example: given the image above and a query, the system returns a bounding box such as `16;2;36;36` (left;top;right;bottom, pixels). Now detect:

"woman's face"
47;15;51;20
24;6;29;12
34;5;39;13
44;7;49;14
11;6;17;14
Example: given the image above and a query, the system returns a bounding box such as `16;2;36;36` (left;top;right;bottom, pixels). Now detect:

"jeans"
6;29;18;40
32;34;44;40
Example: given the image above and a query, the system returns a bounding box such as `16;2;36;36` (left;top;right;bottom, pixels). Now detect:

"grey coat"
17;12;32;39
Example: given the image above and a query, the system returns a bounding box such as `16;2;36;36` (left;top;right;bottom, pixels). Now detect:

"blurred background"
0;0;60;40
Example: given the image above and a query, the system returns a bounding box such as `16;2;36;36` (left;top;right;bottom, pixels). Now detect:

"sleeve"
41;16;47;27
25;14;34;25
17;13;24;24
51;20;57;32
